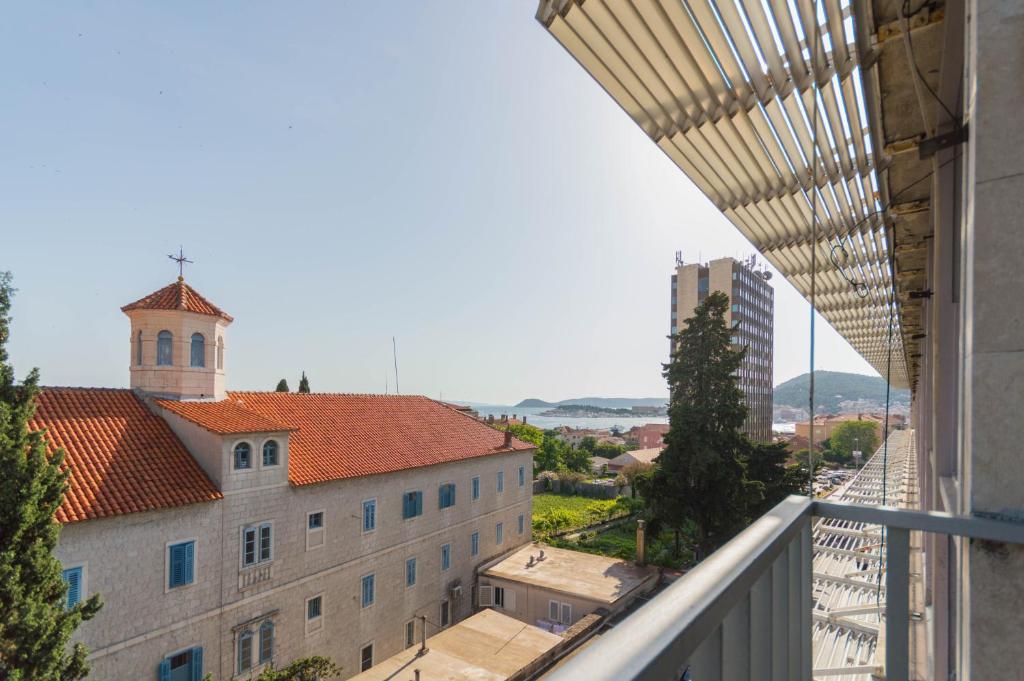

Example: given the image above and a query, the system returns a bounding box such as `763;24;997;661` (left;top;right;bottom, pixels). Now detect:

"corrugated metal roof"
536;0;907;386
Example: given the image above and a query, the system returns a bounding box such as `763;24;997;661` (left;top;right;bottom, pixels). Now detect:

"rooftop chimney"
503;429;513;448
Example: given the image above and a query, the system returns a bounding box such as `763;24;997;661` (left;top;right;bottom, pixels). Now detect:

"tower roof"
121;277;233;322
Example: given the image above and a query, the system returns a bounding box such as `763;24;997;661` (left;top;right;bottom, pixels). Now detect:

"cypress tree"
642;291;759;559
275;379;289;392
297;372;310;394
0;272;101;680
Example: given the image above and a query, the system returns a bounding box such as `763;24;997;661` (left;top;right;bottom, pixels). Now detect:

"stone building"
33;277;536;680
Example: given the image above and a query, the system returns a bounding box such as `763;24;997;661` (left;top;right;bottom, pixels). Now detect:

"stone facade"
58;447;534;679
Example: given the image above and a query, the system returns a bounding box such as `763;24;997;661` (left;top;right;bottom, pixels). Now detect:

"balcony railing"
544;494;1024;681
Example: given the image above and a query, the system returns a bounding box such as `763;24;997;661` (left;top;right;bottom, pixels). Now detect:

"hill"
514;396;667;409
774;371;910;413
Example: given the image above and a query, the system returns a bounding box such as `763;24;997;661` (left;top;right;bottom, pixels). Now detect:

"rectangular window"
62;566;83;608
308;511;323;530
406;620;416;648
302;595;323;637
244;524;271;566
307;595;322;620
361;573;375;608
471;531;479;557
238;632;253;673
518;513;525;535
438;483;456;509
258;622;274;665
518;465;525;488
406;557;417;587
168;541;195;588
360;644;373;672
472;476;480;501
306;511;325;550
497;471;504;493
402;491;423;519
549;600;573;624
440;599;450;627
441;543;451;571
496;522;504;545
362;499;376;533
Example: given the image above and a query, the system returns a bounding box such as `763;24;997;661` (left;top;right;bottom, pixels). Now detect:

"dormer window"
190;333;205;368
234;442;252;470
262;440;279;467
157;330;173;366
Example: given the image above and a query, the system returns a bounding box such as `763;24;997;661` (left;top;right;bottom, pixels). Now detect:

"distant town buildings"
625;423;670;449
34;276;536;680
671;254;774;442
607;446;662;472
794;412;905;447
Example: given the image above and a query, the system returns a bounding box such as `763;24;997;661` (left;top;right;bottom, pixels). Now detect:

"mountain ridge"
774;371;910;413
514;396;668;409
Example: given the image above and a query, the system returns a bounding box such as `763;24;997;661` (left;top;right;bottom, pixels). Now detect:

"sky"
0;3;877;405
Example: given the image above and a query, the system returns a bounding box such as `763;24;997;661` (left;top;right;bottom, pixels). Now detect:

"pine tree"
0;272;101;680
642;291;759;559
275;379;290;392
297;372;310;394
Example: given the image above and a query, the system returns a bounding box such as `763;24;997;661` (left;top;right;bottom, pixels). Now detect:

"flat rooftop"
483;543;657;605
349;609;562;681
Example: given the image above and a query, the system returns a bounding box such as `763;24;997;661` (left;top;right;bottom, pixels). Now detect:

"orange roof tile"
30;388;222;523
155;399;295;435
228;392;535;486
121;278;233;321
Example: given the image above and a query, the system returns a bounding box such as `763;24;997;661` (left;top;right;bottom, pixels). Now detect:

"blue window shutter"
158;658;170;681
63;567;82;607
190;647;203;681
169;544;184;588
438;486;444;509
449;484;455;506
416;492;422;516
183;542;194;585
403;494;410;518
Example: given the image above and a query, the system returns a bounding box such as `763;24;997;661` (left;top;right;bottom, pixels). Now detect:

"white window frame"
359;642;375;673
61;561;88;605
241;521;273;568
361;498;377;534
305;593;324;636
471;475;480;502
405;556;417;588
471;530;480;557
548;600;573;625
237;627;255;674
305;510;326;551
496;470;505;494
164;538;197;594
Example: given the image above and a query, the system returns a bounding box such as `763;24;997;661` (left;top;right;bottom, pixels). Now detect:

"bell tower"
122;253;232;401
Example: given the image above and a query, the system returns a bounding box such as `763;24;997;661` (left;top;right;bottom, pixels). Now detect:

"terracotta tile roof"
155;399;295;435
30;388;222;523
120;277;233;322
228;392;535;486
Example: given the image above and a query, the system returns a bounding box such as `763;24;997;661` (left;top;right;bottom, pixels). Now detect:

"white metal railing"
543;495;1024;681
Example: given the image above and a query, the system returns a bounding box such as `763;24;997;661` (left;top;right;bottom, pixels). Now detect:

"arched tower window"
190;333;205;368
234;442;252;470
217;336;224;370
258;621;274;664
157;331;173;366
135;330;143;366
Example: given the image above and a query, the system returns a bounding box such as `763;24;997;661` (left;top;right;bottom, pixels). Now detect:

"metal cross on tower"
168;247;193;278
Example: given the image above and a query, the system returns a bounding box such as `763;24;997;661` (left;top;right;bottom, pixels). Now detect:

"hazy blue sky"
1;3;875;405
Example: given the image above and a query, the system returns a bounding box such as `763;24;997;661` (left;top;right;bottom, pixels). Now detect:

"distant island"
515;396;668;409
538;404;668;418
774;371;910;414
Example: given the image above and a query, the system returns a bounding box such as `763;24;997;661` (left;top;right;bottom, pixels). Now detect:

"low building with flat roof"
606;446;662;471
478;544;658;632
348;609;563;681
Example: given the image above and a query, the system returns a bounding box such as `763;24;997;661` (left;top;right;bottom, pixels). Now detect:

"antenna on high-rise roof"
675;250;683;267
393;337;400;395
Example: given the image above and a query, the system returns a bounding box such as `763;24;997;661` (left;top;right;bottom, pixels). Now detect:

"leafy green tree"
506;423;544;447
0;273;101;681
742;440;804;517
592;442;626;459
641;291;758;558
275;379;290;392
203;656;341;681
562;445;593;474
828;421;878;465
534;431;566;472
297;372;311;394
579;436;597;452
